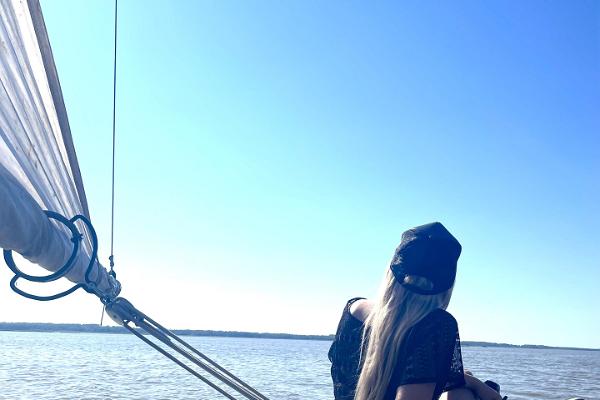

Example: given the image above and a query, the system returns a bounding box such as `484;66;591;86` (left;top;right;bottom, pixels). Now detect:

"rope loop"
3;210;103;302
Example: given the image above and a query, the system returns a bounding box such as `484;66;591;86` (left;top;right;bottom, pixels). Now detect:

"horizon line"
1;322;599;352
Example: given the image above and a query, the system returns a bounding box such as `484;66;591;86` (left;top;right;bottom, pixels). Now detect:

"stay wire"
103;0;118;326
106;298;269;399
140;314;269;400
102;4;261;397
109;0;118;275
122;323;239;400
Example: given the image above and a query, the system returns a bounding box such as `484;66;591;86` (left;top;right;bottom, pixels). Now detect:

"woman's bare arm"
395;383;436;400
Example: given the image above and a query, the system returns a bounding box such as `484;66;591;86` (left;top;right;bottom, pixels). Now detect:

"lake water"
0;331;598;399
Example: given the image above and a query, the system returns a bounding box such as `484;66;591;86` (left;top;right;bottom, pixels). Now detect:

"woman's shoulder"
332;297;367;334
421;308;458;324
412;309;459;339
335;297;364;339
348;298;372;322
346;296;366;308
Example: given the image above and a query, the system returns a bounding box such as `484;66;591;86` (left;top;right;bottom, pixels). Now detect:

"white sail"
0;0;119;298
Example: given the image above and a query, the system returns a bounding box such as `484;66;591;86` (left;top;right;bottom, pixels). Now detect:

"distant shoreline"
1;322;598;352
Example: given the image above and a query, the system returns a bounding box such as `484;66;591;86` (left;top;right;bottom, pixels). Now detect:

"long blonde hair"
354;269;453;400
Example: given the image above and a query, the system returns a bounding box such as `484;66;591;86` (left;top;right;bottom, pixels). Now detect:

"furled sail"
0;0;119;298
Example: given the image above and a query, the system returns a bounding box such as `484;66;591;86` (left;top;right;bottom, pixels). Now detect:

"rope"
106;298;270;400
3;212;104;302
109;0;118;277
3;213;267;397
123;323;239;400
140;314;269;400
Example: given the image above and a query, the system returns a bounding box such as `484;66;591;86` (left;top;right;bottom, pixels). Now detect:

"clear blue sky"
1;1;598;348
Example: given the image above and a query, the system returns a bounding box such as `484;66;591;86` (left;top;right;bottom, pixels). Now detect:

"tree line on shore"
1;322;597;351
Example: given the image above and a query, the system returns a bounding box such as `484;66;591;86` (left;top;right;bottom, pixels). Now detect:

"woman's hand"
463;374;503;400
473;383;503;400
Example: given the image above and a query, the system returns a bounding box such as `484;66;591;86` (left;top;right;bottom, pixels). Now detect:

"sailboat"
3;2;593;400
0;1;268;398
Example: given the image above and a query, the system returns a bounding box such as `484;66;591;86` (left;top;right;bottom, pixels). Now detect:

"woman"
328;222;503;400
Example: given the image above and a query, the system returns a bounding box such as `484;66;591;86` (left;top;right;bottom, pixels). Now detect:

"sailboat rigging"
0;1;268;398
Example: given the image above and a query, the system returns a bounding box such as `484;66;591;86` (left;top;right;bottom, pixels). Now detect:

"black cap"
390;222;462;295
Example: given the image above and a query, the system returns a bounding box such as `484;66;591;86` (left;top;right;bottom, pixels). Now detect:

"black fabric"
390;222;462;295
328;297;366;400
329;299;465;400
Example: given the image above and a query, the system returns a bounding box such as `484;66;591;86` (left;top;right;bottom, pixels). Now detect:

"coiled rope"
3;211;106;302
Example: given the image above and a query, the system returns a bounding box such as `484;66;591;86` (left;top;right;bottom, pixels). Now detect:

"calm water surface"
0;332;598;399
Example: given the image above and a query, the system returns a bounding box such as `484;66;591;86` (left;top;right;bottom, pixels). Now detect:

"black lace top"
328;298;465;400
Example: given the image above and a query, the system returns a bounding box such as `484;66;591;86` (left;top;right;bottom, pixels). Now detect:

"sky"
1;0;599;349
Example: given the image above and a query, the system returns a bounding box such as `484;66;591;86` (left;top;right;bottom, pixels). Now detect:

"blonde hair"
354;269;453;400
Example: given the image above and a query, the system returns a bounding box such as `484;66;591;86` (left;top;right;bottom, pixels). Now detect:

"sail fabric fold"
0;0;119;298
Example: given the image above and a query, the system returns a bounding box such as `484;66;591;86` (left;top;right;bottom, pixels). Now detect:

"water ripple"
0;332;598;399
